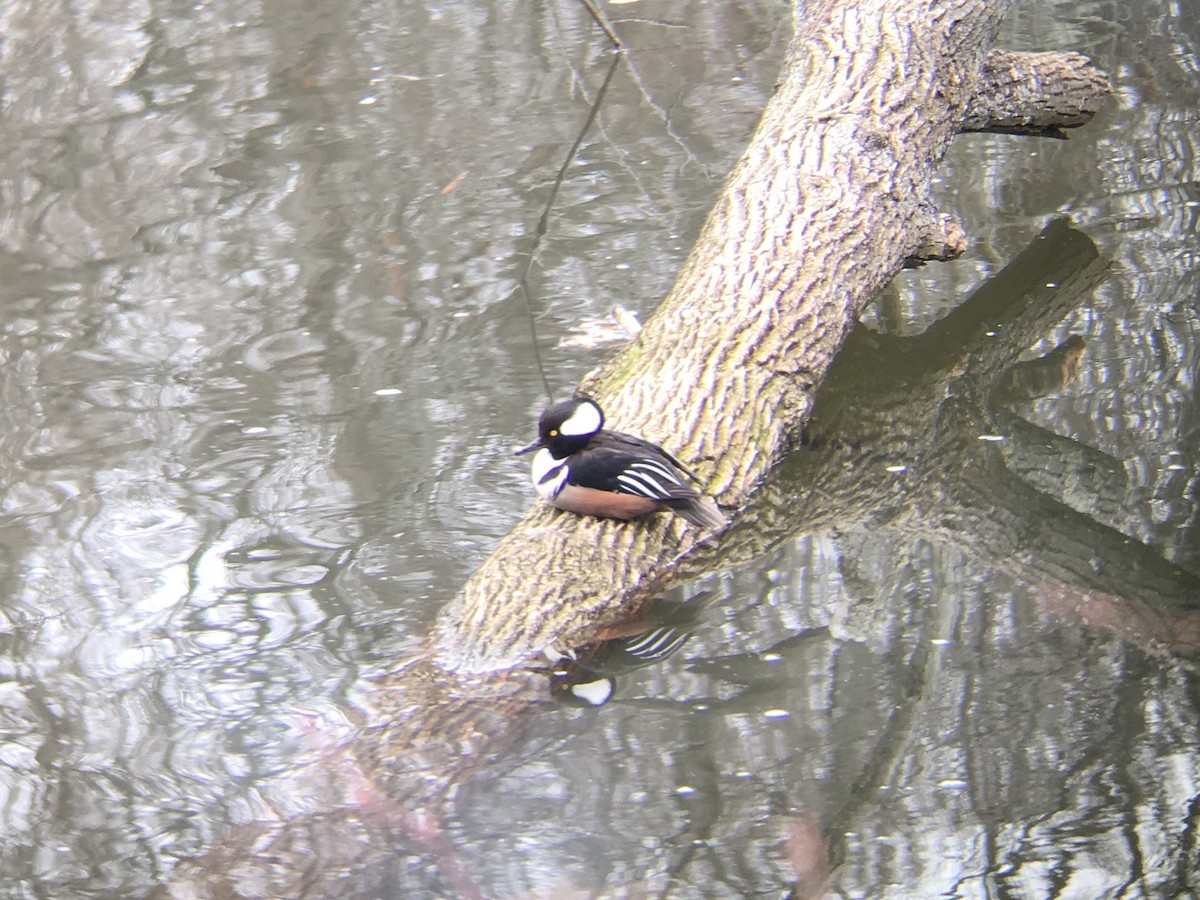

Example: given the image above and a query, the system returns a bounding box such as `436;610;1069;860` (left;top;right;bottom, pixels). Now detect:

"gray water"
0;0;1197;897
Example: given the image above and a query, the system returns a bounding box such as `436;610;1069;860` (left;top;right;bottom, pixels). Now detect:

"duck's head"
515;396;605;459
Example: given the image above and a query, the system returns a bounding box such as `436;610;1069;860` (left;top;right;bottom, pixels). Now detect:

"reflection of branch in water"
161;660;555;897
763;220;1200;645
703;220;1200;894
988;403;1127;526
991;334;1086;404
819;602;939;873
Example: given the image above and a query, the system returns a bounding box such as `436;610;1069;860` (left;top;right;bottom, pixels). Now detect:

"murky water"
0;0;1197;897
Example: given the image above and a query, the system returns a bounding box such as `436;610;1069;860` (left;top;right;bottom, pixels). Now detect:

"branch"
964;49;1111;137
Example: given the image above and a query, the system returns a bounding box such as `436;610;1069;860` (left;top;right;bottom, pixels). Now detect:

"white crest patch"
559;400;603;437
530;448;568;500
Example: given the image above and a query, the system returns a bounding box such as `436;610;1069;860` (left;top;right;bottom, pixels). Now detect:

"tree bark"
435;0;1110;674
965;49;1112;136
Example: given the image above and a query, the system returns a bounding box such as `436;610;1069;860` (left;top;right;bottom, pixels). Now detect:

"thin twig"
518;52;624;402
578;0;624;51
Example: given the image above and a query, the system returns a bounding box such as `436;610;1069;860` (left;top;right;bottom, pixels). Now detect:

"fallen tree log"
435;0;1111;674
161;4;1117;893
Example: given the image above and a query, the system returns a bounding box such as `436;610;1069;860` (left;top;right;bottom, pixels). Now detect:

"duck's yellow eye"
549;429;558;437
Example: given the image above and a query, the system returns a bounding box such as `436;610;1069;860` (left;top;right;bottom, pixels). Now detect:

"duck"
515;396;726;530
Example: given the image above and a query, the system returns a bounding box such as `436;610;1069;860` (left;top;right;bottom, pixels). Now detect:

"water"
0;0;1197;897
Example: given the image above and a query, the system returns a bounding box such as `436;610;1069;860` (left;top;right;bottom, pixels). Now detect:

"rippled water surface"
0;1;1197;897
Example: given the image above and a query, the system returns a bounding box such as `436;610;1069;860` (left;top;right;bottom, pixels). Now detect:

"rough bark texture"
438;0;1027;673
965;49;1112;135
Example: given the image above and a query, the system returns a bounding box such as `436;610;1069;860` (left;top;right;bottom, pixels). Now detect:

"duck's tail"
667;494;727;531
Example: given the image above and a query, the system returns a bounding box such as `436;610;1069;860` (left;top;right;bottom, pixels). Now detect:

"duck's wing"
569;444;699;502
594;430;705;484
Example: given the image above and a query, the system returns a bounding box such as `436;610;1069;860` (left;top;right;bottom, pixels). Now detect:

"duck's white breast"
530;448;568;500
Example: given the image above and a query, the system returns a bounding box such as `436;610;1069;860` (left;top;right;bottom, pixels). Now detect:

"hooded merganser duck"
515;396;727;530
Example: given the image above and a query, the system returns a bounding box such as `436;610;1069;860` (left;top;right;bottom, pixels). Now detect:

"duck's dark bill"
514;439;543;456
